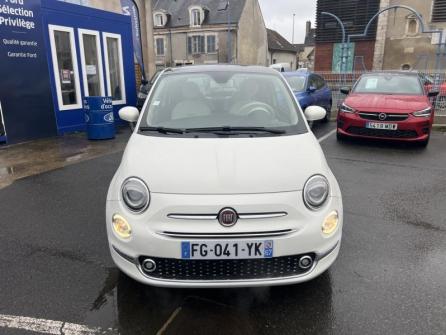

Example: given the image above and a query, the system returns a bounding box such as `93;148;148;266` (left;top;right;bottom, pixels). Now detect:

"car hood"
345;93;429;112
116;133;330;195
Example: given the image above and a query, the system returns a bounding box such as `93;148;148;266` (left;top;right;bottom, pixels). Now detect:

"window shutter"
187;37;192;54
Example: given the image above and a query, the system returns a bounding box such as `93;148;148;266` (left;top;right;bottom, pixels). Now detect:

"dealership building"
0;0;156;145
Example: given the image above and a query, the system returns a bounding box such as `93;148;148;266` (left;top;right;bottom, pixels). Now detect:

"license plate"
181;240;273;260
366;122;398;130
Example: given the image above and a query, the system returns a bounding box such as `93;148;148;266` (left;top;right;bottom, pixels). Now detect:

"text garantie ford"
106;65;343;288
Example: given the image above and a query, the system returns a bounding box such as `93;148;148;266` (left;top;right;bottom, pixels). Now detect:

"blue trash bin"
83;96;115;140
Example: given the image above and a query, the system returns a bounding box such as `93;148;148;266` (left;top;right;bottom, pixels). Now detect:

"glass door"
78;29;105;97
103;32;126;105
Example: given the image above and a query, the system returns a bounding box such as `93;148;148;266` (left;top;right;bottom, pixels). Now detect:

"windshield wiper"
139;126;185;134
185;126;286;134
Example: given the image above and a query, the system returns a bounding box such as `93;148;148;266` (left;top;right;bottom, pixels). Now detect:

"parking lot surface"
0;123;445;335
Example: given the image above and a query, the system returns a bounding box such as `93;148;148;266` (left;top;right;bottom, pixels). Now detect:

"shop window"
155;37;165;56
79;29;104;97
48;25;82;110
206;35;217;53
187;35;205;54
103;33;126;105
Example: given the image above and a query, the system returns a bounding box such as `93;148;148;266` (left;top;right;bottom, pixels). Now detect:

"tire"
417;136;430;148
336;130;345;141
322;102;332;123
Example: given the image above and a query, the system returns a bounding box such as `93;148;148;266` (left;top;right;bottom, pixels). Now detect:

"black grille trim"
346;126;418;139
358;112;409;121
138;254;316;281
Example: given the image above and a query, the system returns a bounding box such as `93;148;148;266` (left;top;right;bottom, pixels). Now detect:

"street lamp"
292;14;296;44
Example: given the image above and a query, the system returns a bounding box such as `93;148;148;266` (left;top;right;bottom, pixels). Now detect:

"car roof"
163;64;280;75
282;70;311;78
360;71;420;77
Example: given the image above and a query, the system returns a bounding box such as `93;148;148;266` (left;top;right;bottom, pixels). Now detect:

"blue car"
283;71;332;122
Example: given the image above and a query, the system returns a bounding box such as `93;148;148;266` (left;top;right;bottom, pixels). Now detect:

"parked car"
108;65;343;288
136;71;161;110
269;63;291;72
418;72;446;109
337;71;438;147
283;70;332;122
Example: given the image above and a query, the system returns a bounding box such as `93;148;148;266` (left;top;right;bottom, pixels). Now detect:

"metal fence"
314;71;446;116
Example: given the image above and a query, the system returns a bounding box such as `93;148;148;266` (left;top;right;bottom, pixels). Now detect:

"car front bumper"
337;111;432;142
106;191;343;288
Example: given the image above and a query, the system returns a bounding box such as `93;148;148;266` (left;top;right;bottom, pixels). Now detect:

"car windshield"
284;76;306;92
139;70;306;135
353;74;423;95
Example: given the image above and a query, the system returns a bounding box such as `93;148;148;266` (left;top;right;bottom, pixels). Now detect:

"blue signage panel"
121;0;145;79
0;0;56;143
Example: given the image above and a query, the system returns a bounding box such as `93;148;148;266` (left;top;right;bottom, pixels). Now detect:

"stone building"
374;0;446;71
151;0;268;69
60;0;157;79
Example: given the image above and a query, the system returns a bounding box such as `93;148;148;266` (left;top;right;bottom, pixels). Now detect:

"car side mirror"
308;86;317;93
119;106;139;123
304;105;326;121
340;87;351;95
428;90;439;97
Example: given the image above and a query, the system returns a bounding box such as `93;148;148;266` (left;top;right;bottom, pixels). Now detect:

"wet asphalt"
0;122;445;335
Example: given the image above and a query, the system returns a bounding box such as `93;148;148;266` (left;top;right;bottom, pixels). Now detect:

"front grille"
138;254;315;280
347;126;418;139
358;112;409;121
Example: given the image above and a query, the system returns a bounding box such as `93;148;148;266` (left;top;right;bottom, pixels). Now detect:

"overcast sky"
258;0;317;44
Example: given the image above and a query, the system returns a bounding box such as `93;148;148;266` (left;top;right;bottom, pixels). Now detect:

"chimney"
306;21;311;35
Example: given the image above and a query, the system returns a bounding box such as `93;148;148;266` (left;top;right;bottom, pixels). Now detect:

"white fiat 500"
107;65;342;288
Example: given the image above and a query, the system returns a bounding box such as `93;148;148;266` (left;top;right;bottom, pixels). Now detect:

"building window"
103;32;126;105
190;7;203;27
206;35;217;53
155;37;165;56
432;0;446;22
154;12;166;27
48;25;82;110
401;63;412;71
406;16;418;36
188;35;205;54
79;29;105;97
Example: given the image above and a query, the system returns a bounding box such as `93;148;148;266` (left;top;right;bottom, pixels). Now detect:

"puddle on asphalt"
84;269;334;335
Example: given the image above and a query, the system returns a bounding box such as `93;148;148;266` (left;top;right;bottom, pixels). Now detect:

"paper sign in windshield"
365;78;378;89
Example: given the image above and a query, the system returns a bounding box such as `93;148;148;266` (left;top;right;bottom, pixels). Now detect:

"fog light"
142;259;156;273
322;211;339;235
112;214;132;239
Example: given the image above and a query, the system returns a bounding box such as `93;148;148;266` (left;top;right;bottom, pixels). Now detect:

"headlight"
340;103;355;113
412;107;432;117
112;214;132;239
303;175;330;210
121;177;150;212
322;211;339;235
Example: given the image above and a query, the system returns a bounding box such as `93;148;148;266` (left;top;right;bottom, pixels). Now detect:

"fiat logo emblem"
218;208;238;227
378;113;387;121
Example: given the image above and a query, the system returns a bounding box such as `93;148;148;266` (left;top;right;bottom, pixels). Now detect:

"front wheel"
336;130;346;141
417;135;430;148
322;103;332;123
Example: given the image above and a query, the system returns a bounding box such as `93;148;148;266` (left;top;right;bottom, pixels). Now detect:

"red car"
337;72;439;147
